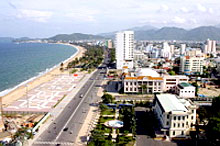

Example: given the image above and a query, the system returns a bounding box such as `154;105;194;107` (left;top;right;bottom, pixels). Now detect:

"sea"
0;42;77;96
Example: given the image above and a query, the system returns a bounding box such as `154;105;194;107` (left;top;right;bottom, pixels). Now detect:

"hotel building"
116;31;134;69
153;94;197;137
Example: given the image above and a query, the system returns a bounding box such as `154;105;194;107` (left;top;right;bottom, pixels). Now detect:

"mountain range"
1;25;220;42
47;33;104;41
100;25;220;41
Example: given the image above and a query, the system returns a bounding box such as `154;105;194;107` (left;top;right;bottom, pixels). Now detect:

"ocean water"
0;42;77;95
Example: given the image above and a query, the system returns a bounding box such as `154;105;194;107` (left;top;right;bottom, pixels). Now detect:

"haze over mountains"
100;25;220;41
1;25;220;42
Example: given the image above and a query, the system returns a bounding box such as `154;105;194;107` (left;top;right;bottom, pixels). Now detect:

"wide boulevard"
33;50;108;146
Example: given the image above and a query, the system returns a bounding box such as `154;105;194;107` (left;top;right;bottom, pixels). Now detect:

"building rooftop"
136;68;160;77
156;94;188;113
178;82;193;89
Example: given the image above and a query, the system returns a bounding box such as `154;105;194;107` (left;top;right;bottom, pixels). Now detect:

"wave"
0;43;79;97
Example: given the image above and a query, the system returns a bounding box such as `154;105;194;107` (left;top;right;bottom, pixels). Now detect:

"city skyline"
1;0;220;37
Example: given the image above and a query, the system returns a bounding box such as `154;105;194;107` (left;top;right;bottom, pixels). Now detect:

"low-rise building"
175;82;195;98
163;75;189;92
154;94;197;138
123;68;163;93
123;68;189;94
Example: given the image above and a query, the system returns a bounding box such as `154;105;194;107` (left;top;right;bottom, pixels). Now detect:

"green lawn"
95;124;112;133
101;109;115;115
99;116;115;123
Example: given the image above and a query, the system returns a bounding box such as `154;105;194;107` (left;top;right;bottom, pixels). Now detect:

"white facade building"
116;31;134;69
175;83;195;98
154;94;197;138
160;42;171;59
203;39;216;54
163;75;189;92
180;56;204;75
122;68;189;93
123;68;163;93
180;44;186;55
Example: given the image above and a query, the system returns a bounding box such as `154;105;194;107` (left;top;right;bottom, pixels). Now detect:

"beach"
1;43;86;107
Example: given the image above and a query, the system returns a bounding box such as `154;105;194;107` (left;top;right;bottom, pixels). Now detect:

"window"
191;116;193;120
167;115;170;119
130;88;132;91
174;116;176;120
134;88;137;91
178;116;181;120
181;131;184;135
178;123;180;127
126;82;128;85
173;123;176;127
167;121;169;125
186;122;188;125
183;116;185;120
173;131;175;136
126;88;128;91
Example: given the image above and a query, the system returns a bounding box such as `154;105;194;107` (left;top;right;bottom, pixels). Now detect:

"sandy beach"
1;43;86;107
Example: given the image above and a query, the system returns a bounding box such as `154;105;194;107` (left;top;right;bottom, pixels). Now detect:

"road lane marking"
55;70;100;141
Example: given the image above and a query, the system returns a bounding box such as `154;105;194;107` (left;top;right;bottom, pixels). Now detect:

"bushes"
101;94;114;104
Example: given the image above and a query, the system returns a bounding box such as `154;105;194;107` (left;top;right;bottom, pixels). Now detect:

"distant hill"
48;33;105;41
99;25;157;39
100;26;220;41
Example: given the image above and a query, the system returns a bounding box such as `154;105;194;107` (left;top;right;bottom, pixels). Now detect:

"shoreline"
0;43;85;107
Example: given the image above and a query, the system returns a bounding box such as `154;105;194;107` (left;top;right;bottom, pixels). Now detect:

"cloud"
16;9;53;22
172;16;186;24
208;8;214;14
160;4;169;11
197;4;207;12
65;8;99;22
190;18;197;24
7;1;17;9
180;7;189;13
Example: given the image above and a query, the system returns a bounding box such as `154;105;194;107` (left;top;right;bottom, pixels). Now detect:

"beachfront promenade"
3;73;83;113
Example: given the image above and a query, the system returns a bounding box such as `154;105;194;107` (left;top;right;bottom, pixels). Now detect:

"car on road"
80;94;83;98
63;127;68;131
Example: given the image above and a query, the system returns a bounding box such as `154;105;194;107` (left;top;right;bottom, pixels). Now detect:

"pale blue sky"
0;0;220;37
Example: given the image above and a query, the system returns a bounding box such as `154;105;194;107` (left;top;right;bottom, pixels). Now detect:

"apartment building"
116;31;134;69
154;94;197;137
180;56;204;75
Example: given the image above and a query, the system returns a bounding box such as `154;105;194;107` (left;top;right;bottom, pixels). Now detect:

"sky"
0;0;220;38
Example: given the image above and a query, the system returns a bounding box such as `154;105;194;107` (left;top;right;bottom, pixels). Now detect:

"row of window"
172;115;194;120
180;90;195;93
125;82;161;86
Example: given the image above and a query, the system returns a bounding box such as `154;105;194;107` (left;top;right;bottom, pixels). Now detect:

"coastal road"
33;51;108;146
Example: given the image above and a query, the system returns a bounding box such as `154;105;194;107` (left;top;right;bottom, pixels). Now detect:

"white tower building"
180;44;186;55
116;31;134;69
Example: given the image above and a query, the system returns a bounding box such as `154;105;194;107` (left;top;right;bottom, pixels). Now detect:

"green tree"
100;103;108;111
206;95;220;144
168;70;176;75
192;82;199;96
101;94;114;104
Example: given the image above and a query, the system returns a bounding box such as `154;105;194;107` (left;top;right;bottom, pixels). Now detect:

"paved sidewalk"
27;71;96;146
74;78;106;145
